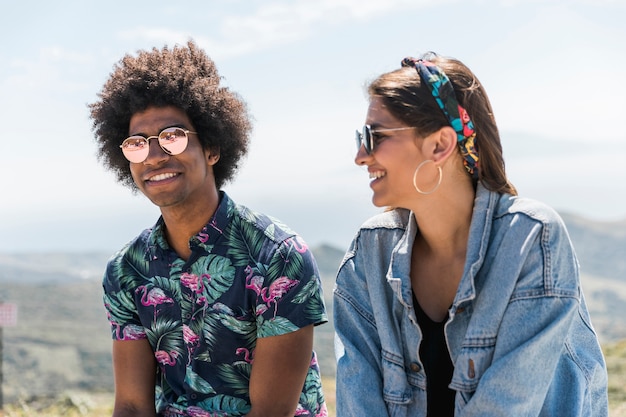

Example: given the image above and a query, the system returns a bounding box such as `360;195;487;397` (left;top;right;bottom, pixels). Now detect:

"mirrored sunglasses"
120;127;196;163
355;125;417;154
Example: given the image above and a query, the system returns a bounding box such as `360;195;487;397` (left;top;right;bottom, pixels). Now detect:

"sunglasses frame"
120;127;197;163
355;125;416;154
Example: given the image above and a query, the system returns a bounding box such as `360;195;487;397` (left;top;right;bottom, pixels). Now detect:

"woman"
333;53;608;416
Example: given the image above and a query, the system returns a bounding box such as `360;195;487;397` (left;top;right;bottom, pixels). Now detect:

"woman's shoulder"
495;194;566;230
359;207;410;231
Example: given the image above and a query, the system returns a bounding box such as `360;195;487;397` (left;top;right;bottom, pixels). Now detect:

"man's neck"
160;189;220;261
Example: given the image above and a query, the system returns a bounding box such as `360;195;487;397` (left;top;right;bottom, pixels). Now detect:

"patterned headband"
401;57;479;179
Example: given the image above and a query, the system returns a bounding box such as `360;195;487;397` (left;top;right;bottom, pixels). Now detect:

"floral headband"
401;57;479;179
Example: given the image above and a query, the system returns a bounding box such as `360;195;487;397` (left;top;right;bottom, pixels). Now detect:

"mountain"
0;213;624;403
559;212;626;282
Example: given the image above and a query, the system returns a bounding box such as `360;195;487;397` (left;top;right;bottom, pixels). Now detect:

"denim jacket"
334;184;608;416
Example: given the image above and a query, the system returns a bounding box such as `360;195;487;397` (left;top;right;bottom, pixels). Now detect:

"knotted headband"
401;57;479;179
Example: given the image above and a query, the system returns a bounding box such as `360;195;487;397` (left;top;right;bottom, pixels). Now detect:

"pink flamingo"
315;403;329;417
183;325;200;366
109;317;146;341
261;276;299;317
136;285;174;306
181;272;206;293
135;285;174;321
209;217;223;234
235;347;255;364
186;406;223;417
245;265;264;296
289;236;309;254
183;324;199;345
154;350;179;366
121;324;145;340
197;231;209;243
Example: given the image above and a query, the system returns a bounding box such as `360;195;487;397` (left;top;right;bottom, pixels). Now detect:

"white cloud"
114;0;442;60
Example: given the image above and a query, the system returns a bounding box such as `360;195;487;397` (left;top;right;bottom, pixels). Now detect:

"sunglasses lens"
356;126;372;154
363;125;372;155
121;137;150;163
159;127;189;155
355;130;363;151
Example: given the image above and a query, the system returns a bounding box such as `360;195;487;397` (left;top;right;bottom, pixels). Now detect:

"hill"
1;212;625;406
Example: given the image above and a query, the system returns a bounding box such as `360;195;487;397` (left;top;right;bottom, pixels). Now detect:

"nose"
144;137;169;165
354;144;370;166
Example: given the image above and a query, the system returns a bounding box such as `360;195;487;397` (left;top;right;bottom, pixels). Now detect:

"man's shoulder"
107;228;153;265
230;202;298;244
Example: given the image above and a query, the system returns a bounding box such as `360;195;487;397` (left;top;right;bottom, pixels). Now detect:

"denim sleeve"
334;253;390;417
456;214;584;416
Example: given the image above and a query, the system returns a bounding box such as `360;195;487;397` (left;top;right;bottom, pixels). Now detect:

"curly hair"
89;40;252;190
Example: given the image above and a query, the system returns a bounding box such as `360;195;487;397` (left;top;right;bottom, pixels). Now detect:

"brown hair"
367;54;517;195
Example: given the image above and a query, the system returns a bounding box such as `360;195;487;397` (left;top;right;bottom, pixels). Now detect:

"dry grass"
2;370;625;417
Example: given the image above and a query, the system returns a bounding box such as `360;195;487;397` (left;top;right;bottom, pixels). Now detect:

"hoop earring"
413;159;443;195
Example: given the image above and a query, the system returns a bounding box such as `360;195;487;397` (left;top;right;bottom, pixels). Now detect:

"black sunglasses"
355;125;416;154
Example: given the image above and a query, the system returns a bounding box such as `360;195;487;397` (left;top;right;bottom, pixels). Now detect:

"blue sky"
1;0;625;253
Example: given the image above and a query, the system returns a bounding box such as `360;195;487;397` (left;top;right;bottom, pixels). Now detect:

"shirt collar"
147;191;234;254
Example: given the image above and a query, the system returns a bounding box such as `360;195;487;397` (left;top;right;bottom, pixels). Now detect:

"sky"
1;0;625;254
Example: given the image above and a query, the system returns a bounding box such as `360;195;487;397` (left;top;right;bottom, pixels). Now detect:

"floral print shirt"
103;192;328;416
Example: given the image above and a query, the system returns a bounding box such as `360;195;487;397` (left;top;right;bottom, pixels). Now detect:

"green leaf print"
257;316;298;338
216;363;251;395
293;278;326;322
104;289;139;323
196;394;250;416
184;366;216;394
145;317;183;357
191;255;235;304
299;369;324;410
267;242;305;286
201;310;222;355
223;213;267;268
114;244;151;286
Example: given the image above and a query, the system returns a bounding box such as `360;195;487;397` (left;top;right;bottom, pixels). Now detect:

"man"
89;41;328;417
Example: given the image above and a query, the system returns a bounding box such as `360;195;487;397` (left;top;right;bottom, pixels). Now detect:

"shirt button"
468;358;475;379
410;362;421;372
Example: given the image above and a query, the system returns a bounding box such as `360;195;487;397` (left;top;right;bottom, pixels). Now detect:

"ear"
204;148;220;166
423;126;457;164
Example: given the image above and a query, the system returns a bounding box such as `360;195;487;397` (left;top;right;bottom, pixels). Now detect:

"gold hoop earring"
413;159;442;195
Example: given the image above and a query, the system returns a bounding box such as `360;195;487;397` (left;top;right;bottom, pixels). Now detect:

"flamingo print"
136;285;174;306
244;265;264;296
155;349;179;366
235;347;254;364
197;231;209;243
289;236;309;254
181;272;208;294
186;406;225;417
108;312;145;340
135;285;174;321
261;276;299;317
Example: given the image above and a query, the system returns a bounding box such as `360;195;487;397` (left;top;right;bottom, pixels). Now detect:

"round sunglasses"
355;125;416;154
120;127;197;163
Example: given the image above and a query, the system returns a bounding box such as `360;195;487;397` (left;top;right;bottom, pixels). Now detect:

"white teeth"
148;172;177;182
369;171;385;179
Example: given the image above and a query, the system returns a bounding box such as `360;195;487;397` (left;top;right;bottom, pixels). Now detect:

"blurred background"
1;0;626;415
1;0;624;254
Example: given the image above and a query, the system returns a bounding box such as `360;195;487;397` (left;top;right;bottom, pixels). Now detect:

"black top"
414;296;456;416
